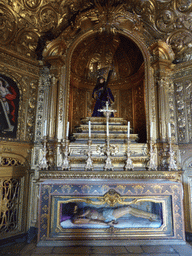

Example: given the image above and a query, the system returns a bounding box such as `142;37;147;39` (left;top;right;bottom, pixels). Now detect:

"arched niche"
43;28;155;144
61;29;152;143
68;32;146;142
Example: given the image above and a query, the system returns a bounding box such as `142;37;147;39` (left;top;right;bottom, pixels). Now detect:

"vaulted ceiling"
1;0;192;64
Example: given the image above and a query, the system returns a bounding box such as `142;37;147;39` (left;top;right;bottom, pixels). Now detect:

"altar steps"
69;117;148;171
73;117;137;143
73;132;138;143
76;124;132;133
81;117;126;125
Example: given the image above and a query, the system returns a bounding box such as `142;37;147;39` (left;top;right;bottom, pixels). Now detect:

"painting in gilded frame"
0;74;19;138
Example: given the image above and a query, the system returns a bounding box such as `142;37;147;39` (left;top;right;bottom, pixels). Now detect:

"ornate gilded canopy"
1;0;192;64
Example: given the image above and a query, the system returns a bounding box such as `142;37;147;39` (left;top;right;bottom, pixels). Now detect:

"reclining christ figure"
61;202;160;227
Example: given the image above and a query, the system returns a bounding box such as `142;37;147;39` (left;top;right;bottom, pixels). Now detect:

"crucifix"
98;101;116;120
98;101;117;171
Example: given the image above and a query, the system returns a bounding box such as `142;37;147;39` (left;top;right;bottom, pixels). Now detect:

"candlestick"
148;139;157;171
61;139;70;170
168;140;178;171
125;137;134;171
107;121;109;137
150;122;154;139
58;122;62;140
89;121;91;138
85;138;93;171
66;121;69;138
39;137;48;169
44;120;47;136
127;121;130;138
168;123;171;139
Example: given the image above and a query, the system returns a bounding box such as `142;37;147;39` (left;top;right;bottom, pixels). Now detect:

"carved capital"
157;77;171;90
150;40;175;63
46;56;65;69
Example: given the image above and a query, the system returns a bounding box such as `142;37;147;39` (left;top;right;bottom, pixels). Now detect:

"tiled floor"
1;240;192;256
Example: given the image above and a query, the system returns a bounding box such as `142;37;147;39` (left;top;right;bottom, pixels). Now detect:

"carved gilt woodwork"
1;0;192;239
0;0;191;63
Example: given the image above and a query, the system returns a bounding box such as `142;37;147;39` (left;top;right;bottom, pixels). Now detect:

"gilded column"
150;41;175;141
56;64;67;167
45;56;65;167
150;41;176;170
31;64;51;169
48;75;58;139
156;76;171;141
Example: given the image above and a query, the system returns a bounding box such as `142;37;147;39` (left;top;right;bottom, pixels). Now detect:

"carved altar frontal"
37;172;185;246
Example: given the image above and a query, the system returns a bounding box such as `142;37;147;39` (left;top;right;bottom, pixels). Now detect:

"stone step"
73;133;138;142
81;117;127;125
68;116;146;169
76;124;133;133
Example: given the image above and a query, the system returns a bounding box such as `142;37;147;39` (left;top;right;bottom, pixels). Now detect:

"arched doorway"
69;32;146;142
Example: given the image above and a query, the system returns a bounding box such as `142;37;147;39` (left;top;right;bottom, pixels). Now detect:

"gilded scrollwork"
24;0;41;10
167;30;192;63
134;0;156;24
175;81;187;142
1;0;192;64
0;3;17;45
156;10;175;32
0;52;39;76
16;30;39;58
0;1;189;67
185;81;192;142
40;5;58;32
174;79;192;143
175;0;192;13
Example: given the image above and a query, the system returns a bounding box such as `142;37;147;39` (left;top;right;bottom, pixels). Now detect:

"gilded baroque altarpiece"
1;0;192;241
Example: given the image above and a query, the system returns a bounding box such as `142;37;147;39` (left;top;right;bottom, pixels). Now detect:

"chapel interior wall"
1;13;192;241
0;46;39;238
172;61;192;235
